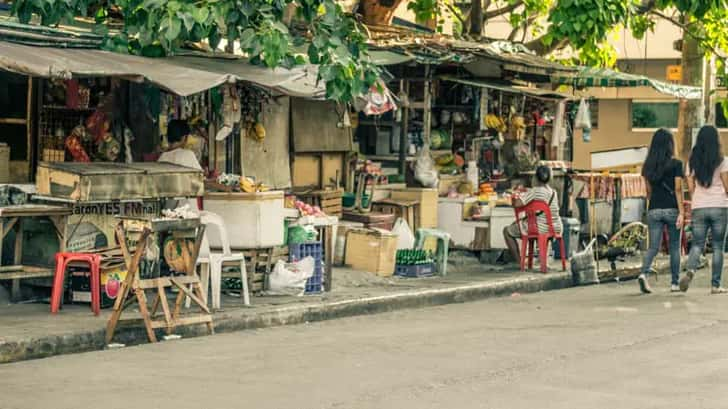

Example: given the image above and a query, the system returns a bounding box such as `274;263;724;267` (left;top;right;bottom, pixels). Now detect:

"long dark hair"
689;125;723;187
642;128;675;183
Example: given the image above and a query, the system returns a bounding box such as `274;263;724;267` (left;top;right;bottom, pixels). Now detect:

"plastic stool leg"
559;237;567;271
50;254;66;314
240;259;250;306
538;236;548;273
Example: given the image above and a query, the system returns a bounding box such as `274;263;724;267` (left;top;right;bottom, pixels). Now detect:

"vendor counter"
437;197;515;250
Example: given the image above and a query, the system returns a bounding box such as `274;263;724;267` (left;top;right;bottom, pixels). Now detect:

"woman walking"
638;129;684;294
679;125;728;293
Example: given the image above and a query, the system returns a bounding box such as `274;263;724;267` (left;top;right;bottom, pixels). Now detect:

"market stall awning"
553;66;702;99
168;55;324;98
442;76;573;100
0;40;325;97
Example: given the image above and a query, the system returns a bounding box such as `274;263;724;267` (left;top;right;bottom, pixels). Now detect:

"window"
716;103;728;128
631;101;679;129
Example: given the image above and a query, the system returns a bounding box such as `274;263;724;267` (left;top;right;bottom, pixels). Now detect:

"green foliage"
11;0;380;103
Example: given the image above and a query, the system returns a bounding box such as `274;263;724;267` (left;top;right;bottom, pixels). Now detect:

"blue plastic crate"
395;263;435;278
289;242;324;293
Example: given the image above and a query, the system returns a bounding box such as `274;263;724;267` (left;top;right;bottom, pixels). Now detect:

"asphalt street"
1;270;727;409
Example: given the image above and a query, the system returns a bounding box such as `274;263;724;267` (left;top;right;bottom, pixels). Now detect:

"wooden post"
11;219;23;302
398;80;410;176
422;66;432;147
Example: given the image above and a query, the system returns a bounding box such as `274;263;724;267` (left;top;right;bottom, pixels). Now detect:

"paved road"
2;271;728;409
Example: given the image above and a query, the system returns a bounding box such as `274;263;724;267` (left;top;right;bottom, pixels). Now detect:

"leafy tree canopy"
11;0;380;102
407;0;728;68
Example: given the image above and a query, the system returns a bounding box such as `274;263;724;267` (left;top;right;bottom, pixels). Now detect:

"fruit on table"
294;200;326;217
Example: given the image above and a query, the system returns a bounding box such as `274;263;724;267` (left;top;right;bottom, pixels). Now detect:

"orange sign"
666;65;682;82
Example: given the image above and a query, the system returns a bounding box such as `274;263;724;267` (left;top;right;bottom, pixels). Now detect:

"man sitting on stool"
503;165;563;263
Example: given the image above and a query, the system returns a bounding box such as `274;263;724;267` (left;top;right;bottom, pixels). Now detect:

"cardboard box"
345;228;398;277
390;188;438;228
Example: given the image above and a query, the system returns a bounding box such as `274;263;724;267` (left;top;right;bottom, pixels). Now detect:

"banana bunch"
240;176;270;193
511;115;526;140
245;122;266;142
484;114;507;133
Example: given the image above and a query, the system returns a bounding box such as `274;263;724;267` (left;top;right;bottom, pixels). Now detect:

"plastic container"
554;217;581;259
289;242;324;293
395;263;435;278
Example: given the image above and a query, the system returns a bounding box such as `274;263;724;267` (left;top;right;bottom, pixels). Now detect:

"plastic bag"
414;146;439;188
268;257;315;296
570;239;599;286
392;218;415;250
575;99;592;130
288;225;318;244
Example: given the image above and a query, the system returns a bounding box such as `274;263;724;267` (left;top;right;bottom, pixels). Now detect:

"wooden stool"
372;199;420;231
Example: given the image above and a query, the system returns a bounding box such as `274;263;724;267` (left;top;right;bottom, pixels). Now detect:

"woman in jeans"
638;129;684;294
679;125;728;293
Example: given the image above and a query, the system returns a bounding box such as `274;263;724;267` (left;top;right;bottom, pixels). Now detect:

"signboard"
667;65;682;82
66;200;160;252
591;146;648;170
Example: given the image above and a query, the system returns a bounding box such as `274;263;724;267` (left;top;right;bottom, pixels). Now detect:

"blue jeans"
642;208;681;285
686;208;728;288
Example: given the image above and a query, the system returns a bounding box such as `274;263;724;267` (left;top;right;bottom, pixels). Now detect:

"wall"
573;98;728;169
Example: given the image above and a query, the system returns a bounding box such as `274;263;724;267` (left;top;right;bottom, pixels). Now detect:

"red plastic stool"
50;252;102;316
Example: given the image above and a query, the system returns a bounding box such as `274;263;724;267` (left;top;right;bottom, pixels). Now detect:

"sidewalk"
0;254;659;364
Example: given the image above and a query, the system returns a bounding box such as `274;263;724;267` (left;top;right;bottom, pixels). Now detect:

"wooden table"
106;218;213;344
0;204;71;301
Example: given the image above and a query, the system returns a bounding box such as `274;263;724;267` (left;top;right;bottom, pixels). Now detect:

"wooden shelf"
42;105;96;112
0;118;27;125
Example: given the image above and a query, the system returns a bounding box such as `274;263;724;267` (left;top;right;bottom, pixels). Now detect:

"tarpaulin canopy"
441;75;572;100
0;40;325;97
553;66;702;99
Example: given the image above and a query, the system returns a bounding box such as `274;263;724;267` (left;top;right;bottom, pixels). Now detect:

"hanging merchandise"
216;84;241;141
65;125;91;162
97;133;121;161
479;89;488;131
123;127;134;164
575;98;592;142
355;80;397;116
414;146;439;188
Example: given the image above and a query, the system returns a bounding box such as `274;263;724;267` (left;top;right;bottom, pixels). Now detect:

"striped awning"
553;66;702;99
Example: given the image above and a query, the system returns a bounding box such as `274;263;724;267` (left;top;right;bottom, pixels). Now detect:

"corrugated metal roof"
441;76;573;100
365;25;577;78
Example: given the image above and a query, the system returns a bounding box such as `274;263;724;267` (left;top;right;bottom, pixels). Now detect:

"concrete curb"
0;272;573;364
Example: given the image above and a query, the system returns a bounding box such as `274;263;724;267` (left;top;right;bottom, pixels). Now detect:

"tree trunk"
676;31;703;162
469;0;483;37
703;54;716;125
359;0;407;26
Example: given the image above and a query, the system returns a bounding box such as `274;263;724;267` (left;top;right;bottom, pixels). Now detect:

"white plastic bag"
575;98;592;130
391;218;415;250
414;146;439;188
268;257;315;296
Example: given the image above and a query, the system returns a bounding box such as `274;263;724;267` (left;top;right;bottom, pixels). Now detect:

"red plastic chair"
50;252;102;316
513;200;567;273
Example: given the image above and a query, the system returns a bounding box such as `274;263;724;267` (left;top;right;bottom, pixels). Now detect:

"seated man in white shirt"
158;120;202;171
158;120;202;210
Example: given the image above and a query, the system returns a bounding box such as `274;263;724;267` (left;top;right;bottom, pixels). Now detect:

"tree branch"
484;0;523;20
525;35;568;55
650;9;726;58
445;2;466;28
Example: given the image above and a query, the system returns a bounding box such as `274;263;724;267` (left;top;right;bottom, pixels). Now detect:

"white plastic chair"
187;210;250;309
